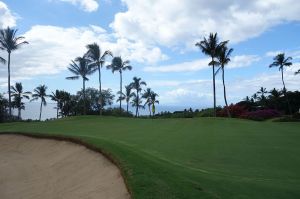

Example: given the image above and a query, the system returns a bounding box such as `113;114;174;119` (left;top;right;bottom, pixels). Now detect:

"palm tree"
215;45;233;117
10;82;31;119
66;56;96;115
195;33;227;117
257;87;268;107
0;27;28;116
150;91;159;116
119;85;134;114
107;57;132;112
85;43;112;115
295;69;300;75
269;53;292;114
257;87;267;99
268;88;282;110
31;85;48;121
130;77;146;117
131;93;144;117
142;88;153;117
49;90;61;119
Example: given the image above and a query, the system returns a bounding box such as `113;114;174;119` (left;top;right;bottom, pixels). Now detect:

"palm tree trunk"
7;52;11;117
98;64;102;115
83;79;86;115
222;67;231;118
136;91;139;117
56;102;59;119
18;108;21;120
281;69;292;114
126;100;129;114
120;72;122;112
212;57;216;117
148;104;151;117
39;100;42;121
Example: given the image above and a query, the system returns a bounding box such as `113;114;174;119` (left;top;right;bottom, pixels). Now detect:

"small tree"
31;85;48;121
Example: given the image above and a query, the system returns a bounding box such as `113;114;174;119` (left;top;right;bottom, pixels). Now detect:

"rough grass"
0;116;300;199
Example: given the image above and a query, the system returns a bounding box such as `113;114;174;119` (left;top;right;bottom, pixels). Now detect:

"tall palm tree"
50;90;61;119
269;53;292;114
150;91;159;116
85;43;112;115
195;33;227;117
0;27;28;117
31;85;48;121
107;57;132;112
215;45;233;117
142;88;153;117
130;77;146;117
66;56;96;115
10;82;31;119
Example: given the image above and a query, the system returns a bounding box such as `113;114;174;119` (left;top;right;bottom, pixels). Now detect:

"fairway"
0;116;300;199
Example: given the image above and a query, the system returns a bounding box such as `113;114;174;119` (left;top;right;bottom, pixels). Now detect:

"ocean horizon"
13;102;205;120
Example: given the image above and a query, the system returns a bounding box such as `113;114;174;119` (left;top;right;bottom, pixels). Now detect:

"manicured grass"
0;116;300;198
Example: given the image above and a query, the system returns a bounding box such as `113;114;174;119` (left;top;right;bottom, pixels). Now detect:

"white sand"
0;134;130;199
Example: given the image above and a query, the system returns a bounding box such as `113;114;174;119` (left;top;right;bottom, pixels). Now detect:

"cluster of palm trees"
66;43;159;117
196;33;300;117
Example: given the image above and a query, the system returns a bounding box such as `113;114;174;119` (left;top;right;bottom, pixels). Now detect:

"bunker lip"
0;133;131;199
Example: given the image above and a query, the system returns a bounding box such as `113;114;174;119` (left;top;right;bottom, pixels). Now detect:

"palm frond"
66;75;79;80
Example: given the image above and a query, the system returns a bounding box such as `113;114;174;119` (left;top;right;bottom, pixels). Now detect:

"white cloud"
0;25;166;87
266;49;300;60
111;0;300;48
55;0;99;12
144;55;260;73
147;63;300;106
0;1;16;28
228;55;260;69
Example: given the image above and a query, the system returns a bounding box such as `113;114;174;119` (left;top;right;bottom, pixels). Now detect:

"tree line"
0;27;159;121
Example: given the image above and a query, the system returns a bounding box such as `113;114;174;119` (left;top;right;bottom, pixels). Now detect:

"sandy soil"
0;134;130;199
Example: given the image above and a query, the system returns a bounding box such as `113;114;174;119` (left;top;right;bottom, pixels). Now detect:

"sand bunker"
0;134;130;199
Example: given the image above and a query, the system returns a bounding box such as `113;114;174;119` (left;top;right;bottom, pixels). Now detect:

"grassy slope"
0;116;300;199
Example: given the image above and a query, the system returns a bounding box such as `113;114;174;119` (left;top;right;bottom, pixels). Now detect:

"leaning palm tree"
10;82;31;119
215;45;233;117
195;33;227;117
66;56;96;115
85;43;112;115
0;27;28;116
150;91;159;116
269;53;292;114
130;77;146;117
142;88;153;117
107;57;132;112
31;85;48;121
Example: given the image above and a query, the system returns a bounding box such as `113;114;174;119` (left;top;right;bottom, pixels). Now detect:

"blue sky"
0;0;300;109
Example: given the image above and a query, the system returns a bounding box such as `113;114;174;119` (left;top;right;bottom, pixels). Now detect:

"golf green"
0;116;299;199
